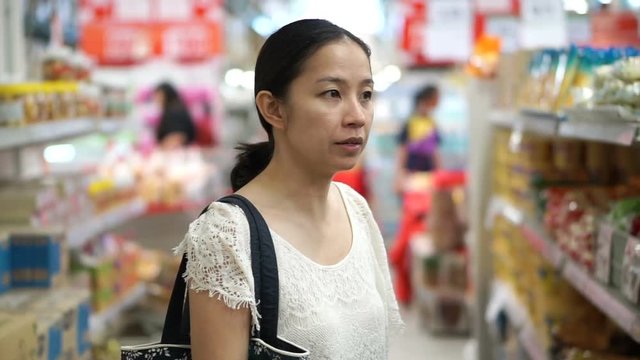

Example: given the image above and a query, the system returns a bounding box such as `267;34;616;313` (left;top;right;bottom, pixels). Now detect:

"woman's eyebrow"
316;77;374;86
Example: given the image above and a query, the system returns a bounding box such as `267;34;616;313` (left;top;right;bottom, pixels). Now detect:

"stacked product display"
409;171;470;334
0;82;100;127
480;38;640;359
489;127;640;359
517;47;640;115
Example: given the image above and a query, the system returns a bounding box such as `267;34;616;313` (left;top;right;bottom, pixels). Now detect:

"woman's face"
153;91;165;108
277;39;373;175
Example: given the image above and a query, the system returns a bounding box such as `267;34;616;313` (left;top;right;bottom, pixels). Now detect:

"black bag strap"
161;194;280;345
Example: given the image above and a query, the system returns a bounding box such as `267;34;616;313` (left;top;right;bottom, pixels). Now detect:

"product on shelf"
592;56;640;113
0;287;91;360
0;234;9;294
31;289;92;360
516;47;640;116
492;216;640;357
0;82;82;127
42;47;93;82
9;230;67;289
71;234;143;313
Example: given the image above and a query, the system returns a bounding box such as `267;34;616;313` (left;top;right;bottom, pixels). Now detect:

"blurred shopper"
175;19;402;360
394;84;441;195
391;84;442;304
154;82;196;149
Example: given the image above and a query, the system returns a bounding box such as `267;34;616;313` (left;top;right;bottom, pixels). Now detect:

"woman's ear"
256;90;285;130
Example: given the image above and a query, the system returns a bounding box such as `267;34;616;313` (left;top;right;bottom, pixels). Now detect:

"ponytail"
230;141;274;192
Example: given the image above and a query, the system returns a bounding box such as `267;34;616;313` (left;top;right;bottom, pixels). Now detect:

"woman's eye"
324;90;341;98
361;91;373;101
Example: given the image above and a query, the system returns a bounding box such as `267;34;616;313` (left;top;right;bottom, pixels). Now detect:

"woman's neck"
241;155;334;221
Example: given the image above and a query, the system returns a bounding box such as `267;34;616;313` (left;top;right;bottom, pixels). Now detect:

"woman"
175;19;403;359
154;82;196;149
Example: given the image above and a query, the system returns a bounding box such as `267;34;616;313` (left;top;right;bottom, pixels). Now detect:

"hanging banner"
423;0;474;62
519;0;568;49
79;0;224;65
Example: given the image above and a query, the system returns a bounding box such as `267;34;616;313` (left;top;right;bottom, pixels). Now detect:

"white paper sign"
423;0;473;61
114;0;152;21
475;0;513;14
486;16;520;53
519;0;568;49
158;0;193;21
567;15;592;45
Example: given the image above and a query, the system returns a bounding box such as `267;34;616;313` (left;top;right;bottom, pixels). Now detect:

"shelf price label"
595;224;614;284
622;237;640;304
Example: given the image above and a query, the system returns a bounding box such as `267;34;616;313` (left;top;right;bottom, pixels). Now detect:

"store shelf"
487;196;640;343
562;261;640;343
0;118;96;150
489;281;548;360
489;109;640;146
489;110;560;137
97;118;129;134
67;198;146;248
558;120;639;146
90;283;147;337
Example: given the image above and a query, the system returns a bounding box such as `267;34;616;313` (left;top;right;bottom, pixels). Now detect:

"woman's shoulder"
334;181;372;215
174;200;251;258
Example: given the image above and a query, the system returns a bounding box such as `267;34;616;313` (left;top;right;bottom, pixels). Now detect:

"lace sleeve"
335;182;405;335
173;202;260;331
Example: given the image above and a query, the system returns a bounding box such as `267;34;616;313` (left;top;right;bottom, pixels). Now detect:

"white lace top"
174;182;403;359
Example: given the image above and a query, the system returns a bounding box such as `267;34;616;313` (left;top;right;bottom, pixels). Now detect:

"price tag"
519;0;567;49
595;224;614;284
622;237;640;304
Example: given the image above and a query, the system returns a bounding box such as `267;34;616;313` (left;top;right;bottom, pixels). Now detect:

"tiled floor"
389;306;468;360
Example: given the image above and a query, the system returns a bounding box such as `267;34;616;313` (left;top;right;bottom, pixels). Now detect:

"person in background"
390;84;441;304
175;19;403;359
154;82;196;149
394;84;441;196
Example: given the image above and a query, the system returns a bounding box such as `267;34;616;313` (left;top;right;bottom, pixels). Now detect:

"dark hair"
230;19;371;191
155;82;185;111
414;85;439;109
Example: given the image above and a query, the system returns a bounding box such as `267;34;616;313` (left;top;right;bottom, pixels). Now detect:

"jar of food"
23;91;39;124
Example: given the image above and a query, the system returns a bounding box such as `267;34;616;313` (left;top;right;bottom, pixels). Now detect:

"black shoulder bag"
121;194;310;359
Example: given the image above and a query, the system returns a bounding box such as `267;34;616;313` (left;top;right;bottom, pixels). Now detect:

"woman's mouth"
335;137;364;153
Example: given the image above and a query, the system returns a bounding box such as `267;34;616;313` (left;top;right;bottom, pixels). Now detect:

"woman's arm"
189;289;251;360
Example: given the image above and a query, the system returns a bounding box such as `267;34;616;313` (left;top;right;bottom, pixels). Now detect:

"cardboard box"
36;313;63;360
32;288;91;360
0;311;38;360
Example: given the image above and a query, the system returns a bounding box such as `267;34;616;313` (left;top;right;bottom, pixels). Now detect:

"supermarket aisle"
389;306;467;359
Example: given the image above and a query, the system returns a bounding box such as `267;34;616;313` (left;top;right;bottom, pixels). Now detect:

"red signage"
591;11;640;48
79;0;224;65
